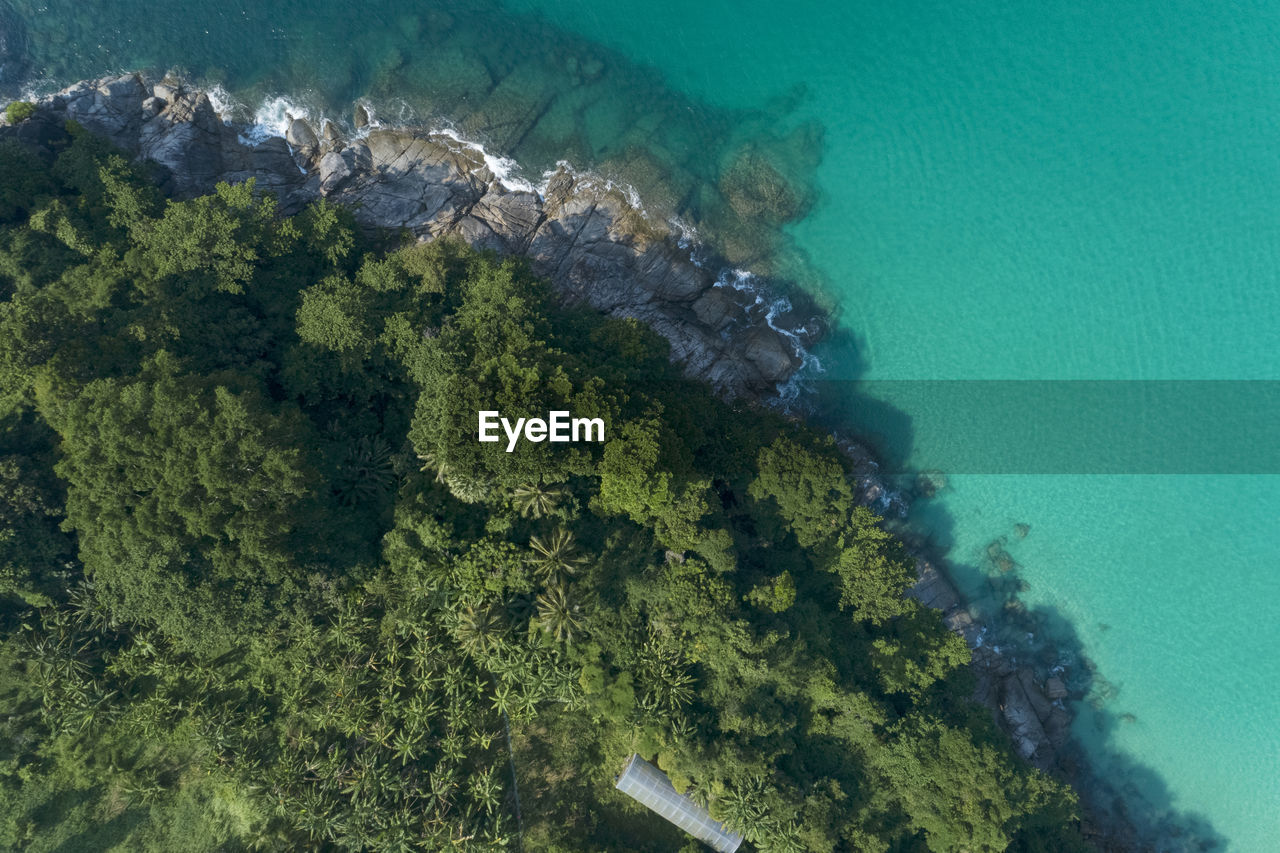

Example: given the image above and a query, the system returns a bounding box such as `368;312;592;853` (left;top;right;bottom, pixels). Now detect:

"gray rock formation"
30;73;816;397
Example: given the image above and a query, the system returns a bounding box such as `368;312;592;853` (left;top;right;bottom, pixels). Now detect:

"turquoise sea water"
7;0;1279;848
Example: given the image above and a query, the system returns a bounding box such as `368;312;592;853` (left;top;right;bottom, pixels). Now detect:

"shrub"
5;101;36;124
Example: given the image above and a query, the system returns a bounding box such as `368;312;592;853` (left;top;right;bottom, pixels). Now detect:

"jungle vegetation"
0;121;1087;851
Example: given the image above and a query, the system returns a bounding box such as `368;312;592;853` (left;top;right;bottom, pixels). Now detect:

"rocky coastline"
11;72;822;399
7;73;1133;848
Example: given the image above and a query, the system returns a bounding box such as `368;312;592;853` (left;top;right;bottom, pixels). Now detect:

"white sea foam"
433;126;539;194
543;159;651;219
204;83;237;122
712;268;824;404
236;95;311;147
668;216;708;267
19;75;59;104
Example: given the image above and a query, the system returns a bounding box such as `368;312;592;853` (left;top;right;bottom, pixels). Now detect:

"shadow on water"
3;0;1234;848
810;377;1228;851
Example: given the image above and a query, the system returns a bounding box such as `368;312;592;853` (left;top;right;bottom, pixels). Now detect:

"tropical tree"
452;605;504;659
534;583;582;645
527;528;586;581
510;482;565;519
334;435;396;506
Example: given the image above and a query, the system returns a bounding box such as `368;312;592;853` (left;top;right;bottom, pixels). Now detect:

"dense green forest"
0;119;1087;851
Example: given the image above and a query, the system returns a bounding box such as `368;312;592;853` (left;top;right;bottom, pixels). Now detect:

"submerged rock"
460;58;555;150
719;143;811;226
915;468;948;498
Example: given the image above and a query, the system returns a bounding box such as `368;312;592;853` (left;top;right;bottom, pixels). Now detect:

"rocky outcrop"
23;73;817;397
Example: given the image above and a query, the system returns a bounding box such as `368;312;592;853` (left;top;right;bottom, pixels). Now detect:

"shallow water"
8;0;1280;848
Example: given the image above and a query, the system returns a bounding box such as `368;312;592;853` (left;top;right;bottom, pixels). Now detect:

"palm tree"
639;637;695;713
766;823;808;853
405;692;442;731
510;483;565;519
490;682;514;717
716;775;769;842
535;583;582;645
528;529;587;581
442;663;467;699
391;729;422;766
669;713;694;744
428;768;457;815
335;435;396;506
441;730;466;763
453;605;503;659
469;765;504;817
514;686;540;719
292;789;333;841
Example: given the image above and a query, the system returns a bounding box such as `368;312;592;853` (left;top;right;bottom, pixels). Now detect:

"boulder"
321;119;343;149
1017;667;1055;722
136;93;226;194
317;150;353;194
741;325;800;384
910;558;962;612
1046;706;1073;748
463;190;543;250
152;77;179;104
692;287;744;331
286;117;318;151
1001;674;1052;767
